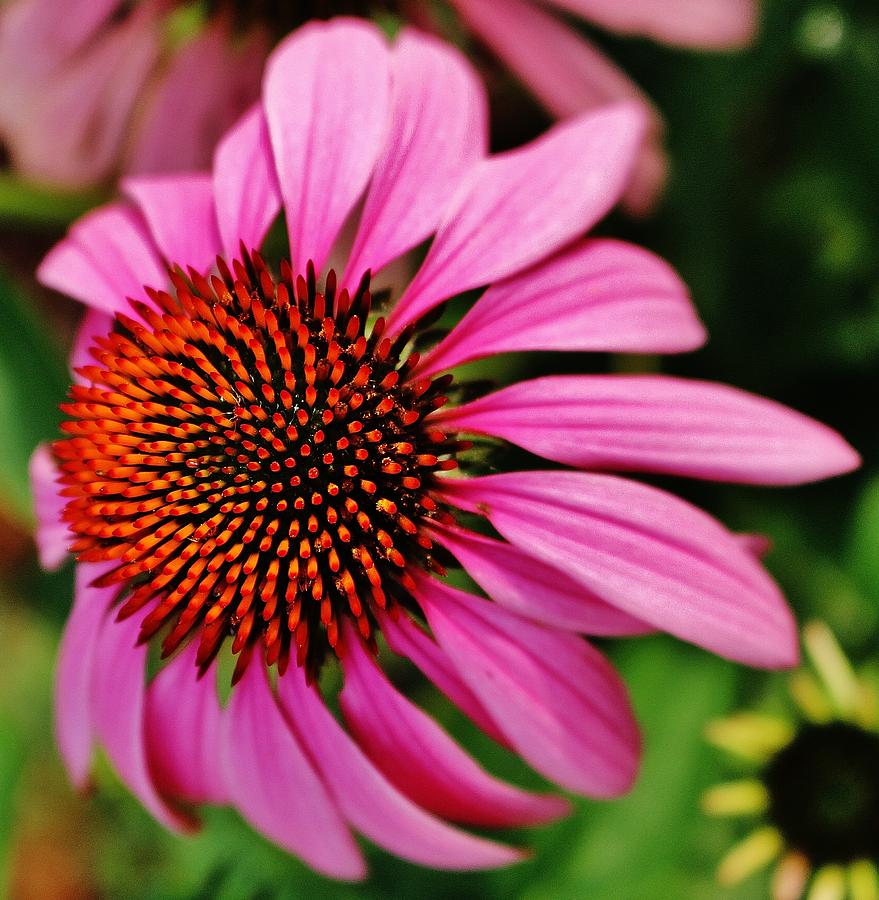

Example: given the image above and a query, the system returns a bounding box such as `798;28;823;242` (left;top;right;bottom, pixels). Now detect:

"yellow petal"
772;851;811;900
705;713;794;762
718;826;783;886
807;865;847;900
804;621;860;720
854;678;879;730
701;779;768;817
849;860;879;900
790;671;834;724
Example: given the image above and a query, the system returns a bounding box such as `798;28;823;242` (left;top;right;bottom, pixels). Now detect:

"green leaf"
0;268;69;521
0;174;103;229
0;717;24;897
847;474;879;596
0;593;59;896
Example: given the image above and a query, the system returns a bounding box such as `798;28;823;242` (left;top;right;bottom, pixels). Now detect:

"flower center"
55;251;457;680
765;722;879;865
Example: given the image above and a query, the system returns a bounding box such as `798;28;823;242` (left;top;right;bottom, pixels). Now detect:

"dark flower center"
765;721;879;865
55;251;458;681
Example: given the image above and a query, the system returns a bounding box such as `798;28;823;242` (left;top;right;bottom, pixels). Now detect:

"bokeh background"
1;0;877;896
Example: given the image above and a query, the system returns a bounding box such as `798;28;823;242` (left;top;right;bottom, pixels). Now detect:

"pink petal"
54;562;114;787
263;19;391;275
29;444;68;571
441;472;799;668
447;0;666;214
38;203;165;314
145;644;227;806
437;376;861;485
342;27;488;288
378;609;507;746
737;532;772;558
90;603;191;831
0;0;120;74
122;174;222;274
623;138;669;218
431;524;651;635
278;666;525;870
212;104;281;258
339;629;569;827
127;19;266;179
546;0;758;49
221;662;364;879
389;104;647;331
418;238;704;377
0;2;160;188
70;308;114;381
451;0;652;117
415;576;640;797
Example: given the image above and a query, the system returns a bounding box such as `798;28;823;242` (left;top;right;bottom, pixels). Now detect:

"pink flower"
442;0;758;212
0;0;265;188
33;19;856;878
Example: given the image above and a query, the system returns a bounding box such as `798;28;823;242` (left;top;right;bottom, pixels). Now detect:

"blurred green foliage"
0;270;68;521
0;0;877;897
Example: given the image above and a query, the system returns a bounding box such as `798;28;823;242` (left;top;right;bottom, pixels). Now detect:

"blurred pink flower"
32;18;856;878
0;0;266;189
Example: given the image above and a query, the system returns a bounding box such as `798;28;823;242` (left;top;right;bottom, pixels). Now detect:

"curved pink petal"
278;665;525;870
29;444;68;571
389;103;647;331
212;104;281;258
221;662;364;879
38;203;165;314
378;610;507;745
145;644;227;806
447;0;666;214
441;472;799;668
431;524;651;635
90;603;191;831
264;19;391;275
70;308;114;381
342;27;488;288
122;174;222;273
415;576;640;797
340;630;569;827
54;561;114;787
418;239;704;377
127;19;266;179
546;0;758;49
437;376;860;485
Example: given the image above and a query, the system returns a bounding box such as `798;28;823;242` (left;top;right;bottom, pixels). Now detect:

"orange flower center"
55;251;458;681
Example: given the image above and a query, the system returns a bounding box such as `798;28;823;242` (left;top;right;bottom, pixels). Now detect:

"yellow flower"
703;622;879;900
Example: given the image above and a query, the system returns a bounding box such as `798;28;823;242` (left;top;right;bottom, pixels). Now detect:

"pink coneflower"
0;0;265;188
32;18;857;878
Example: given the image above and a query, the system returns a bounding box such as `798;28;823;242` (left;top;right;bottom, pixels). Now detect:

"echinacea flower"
704;622;879;899
31;18;858;879
0;0;265;188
